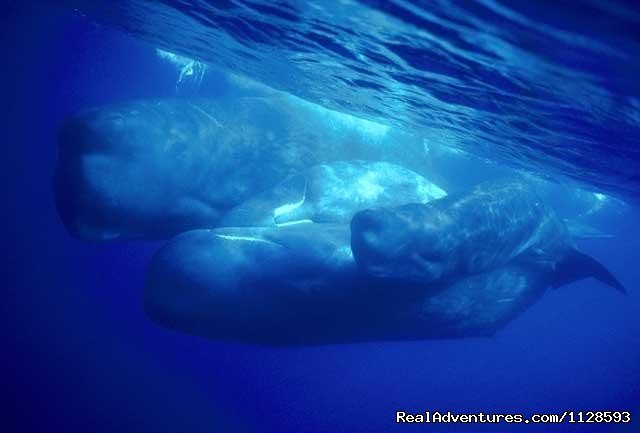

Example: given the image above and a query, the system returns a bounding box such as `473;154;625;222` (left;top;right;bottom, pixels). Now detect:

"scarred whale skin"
350;180;572;283
220;160;446;227
54;97;426;240
350;179;626;293
144;224;560;345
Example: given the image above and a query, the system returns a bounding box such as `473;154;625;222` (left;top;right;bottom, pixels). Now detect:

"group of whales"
54;97;626;345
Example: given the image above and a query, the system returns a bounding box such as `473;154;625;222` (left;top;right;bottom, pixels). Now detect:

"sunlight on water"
62;0;640;197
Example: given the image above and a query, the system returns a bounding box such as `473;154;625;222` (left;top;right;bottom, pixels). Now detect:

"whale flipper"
553;249;626;294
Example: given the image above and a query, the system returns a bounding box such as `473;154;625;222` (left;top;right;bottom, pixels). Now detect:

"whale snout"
351;209;389;249
350;208;404;277
350;206;448;283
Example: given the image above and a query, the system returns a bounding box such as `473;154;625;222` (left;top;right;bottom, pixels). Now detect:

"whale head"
350;204;448;282
54;100;225;240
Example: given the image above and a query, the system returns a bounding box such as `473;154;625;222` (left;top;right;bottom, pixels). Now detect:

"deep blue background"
2;3;639;432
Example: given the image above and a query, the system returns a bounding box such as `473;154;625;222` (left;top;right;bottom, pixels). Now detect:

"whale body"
350;180;626;294
144;223;621;345
145;224;363;344
54;97;427;240
221;161;446;227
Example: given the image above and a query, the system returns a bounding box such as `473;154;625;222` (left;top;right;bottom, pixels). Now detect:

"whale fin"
273;175;310;225
564;219;613;239
553;249;626;294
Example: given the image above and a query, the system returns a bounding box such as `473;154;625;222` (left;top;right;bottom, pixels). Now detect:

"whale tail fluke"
553;249;627;294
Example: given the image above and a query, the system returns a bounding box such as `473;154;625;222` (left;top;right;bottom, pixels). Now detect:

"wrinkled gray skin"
220;161;446;227
145;224;554;345
54;97;426;240
351;180;571;283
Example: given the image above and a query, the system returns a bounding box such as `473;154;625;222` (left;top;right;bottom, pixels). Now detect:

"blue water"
3;2;639;433
53;0;640;197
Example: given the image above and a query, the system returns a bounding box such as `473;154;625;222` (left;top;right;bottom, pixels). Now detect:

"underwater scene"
3;1;639;432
